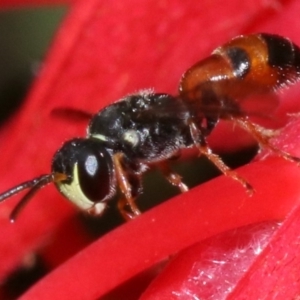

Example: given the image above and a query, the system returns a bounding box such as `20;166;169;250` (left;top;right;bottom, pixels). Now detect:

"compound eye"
77;150;111;201
52;139;115;213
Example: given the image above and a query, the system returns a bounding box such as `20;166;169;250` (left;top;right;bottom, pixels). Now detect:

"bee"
1;33;300;222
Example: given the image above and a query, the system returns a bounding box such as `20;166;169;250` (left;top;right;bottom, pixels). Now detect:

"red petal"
0;0;300;298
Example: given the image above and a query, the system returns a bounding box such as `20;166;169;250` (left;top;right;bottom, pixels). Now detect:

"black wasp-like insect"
1;33;300;222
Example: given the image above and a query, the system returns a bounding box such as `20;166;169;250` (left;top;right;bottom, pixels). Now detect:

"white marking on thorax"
91;134;109;142
123;130;139;147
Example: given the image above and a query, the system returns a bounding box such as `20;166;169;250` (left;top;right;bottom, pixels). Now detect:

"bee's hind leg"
234;117;300;164
188;119;254;195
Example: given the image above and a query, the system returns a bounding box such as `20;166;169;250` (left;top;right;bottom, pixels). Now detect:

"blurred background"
0;7;66;125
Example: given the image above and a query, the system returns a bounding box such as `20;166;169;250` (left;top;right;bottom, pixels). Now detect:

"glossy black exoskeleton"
1;33;300;221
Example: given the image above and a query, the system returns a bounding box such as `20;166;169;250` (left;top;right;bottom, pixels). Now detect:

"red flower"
1;0;300;299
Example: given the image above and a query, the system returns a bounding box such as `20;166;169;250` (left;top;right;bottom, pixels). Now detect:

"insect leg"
189;120;254;194
157;161;189;193
112;153;142;220
234;118;300;164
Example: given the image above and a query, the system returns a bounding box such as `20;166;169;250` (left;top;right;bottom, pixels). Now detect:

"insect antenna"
0;173;67;223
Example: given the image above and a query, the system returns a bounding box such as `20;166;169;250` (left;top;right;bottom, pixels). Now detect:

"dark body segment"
88;93;193;163
225;46;250;78
262;34;300;70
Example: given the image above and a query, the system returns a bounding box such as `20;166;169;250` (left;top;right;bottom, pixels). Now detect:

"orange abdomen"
179;33;300;101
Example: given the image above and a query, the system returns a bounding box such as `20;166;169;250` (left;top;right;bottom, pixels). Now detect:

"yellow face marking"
55;164;106;215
